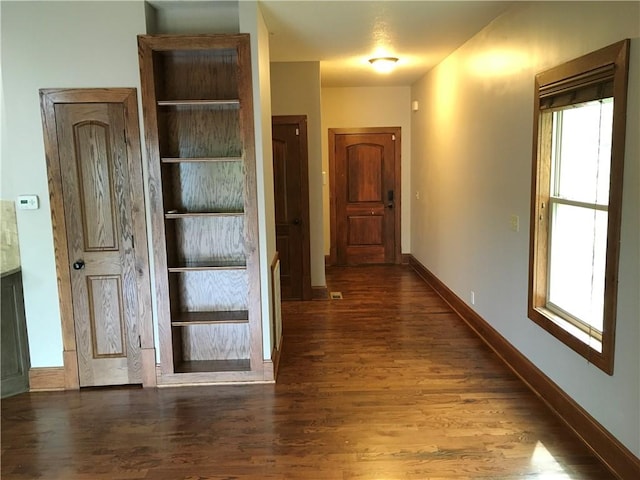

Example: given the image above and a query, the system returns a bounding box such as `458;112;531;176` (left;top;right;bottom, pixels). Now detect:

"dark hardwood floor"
1;266;615;479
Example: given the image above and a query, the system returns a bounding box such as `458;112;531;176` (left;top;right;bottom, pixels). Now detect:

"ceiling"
260;1;513;87
148;1;514;87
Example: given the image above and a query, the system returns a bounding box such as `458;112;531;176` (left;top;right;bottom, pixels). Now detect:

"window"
529;40;630;374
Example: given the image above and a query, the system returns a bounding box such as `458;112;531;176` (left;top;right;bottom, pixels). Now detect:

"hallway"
1;266;614;479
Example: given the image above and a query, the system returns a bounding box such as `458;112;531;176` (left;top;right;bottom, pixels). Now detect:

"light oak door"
53;102;143;387
272;116;312;300
330;128;401;265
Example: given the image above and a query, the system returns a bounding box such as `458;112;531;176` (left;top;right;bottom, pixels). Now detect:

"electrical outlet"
415;191;420;200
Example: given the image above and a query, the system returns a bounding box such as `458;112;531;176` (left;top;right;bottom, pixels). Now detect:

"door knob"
72;260;85;270
293;218;301;225
387;203;394;209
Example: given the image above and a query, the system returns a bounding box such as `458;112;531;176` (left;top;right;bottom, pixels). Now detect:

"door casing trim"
328;127;402;266
40;88;155;388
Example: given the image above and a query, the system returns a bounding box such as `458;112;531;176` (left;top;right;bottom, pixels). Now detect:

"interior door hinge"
131;235;134;249
295;128;300;136
138;335;142;348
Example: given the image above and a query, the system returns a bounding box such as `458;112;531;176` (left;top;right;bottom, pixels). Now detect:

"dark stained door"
332;129;400;265
55;103;143;387
272;116;311;300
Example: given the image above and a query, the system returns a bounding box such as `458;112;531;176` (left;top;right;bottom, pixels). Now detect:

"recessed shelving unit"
138;34;263;384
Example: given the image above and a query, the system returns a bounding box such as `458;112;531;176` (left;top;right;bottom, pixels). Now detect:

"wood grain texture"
272;116;312;300
138;38;176;375
39;88;154;388
141;348;157;388
52;101;142;387
40;92;78;360
348;215;383;245
154;48;238;101
171;310;249;326
235;36;263;375
87;275;125;357
158;105;241;158
138;35;263;378
176;270;247;311
330;127;401;266
28;367;65;392
529;40;630;375
270;253;283;356
181;323;250;360
408;257;639;479
172;215;245;264
121;90;154;359
158;368;267;385
347;145;382;202
157;100;239;106
164;161;244;213
175;359;250;373
73;121;118;251
3;265;621;479
62;350;80;390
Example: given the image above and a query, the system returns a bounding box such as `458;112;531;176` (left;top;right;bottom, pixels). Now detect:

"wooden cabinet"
1;269;30;398
138;34;264;384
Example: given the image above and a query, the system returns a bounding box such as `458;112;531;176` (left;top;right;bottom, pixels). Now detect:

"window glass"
548;203;608;331
552;99;613;204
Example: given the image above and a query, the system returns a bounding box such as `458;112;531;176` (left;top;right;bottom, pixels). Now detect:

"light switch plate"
509;214;520;232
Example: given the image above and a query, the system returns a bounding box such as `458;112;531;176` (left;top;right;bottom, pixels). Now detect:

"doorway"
272;115;312;300
40;88;154;388
329;127;401;265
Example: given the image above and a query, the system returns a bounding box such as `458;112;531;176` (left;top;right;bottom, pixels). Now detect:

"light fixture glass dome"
368;56;399;74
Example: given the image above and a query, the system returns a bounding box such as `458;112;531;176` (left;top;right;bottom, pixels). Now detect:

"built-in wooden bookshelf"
138;34;263;383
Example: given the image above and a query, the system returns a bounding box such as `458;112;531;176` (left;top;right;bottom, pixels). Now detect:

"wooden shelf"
165;211;244;219
157;99;239;107
168;261;246;272
161;156;243;163
171;310;249;326
138;34;262;382
175;359;250;373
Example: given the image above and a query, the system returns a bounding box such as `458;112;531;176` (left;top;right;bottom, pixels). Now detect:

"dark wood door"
272;116;311;300
54;102;143;387
330;128;400;265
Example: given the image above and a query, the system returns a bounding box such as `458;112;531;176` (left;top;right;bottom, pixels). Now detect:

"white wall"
1;1;148;367
321;86;412;256
410;1;640;455
147;1;239;34
271;62;326;287
239;1;277;359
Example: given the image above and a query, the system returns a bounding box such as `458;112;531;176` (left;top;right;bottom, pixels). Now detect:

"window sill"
534;307;603;353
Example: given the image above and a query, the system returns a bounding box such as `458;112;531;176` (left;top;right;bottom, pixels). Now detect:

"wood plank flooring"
1;266;616;479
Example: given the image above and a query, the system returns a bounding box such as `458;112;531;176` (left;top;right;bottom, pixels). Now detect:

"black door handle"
292;218;301;225
387;203;394;209
72;260;85;270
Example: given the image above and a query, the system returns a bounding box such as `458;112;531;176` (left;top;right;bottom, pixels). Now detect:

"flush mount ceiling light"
368;56;399;74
